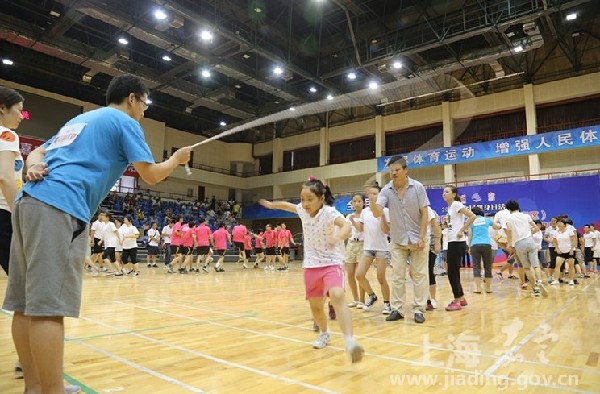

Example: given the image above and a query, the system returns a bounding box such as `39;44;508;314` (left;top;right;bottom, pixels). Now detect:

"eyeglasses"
134;96;149;110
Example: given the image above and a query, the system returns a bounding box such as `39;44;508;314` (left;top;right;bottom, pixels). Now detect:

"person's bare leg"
13;312;41;393
30;316;64;394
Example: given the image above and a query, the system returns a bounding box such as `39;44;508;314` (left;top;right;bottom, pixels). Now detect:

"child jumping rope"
259;176;365;363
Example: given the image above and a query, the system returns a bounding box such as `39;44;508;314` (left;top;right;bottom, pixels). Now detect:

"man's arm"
133;146;191;185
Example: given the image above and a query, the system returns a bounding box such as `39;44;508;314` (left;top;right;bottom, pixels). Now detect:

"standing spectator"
371;155;431;324
146;222;160;268
161;219;174;267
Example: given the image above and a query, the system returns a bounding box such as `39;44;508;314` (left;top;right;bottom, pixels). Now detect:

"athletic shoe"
242;263;248;269
152;263;158;268
328;304;336;320
312;332;331;349
414;312;425;323
382;303;392;314
14;361;23;379
459;299;468;307
496;272;503;279
532;288;541;297
445;301;462;311
65;384;81;394
348;301;360;308
362;293;378;310
202;266;208;273
345;338;364;363
550;279;560;285
133;271;140;276
355;302;365;309
147;263;151;268
385;310;404;321
568;280;574;286
508;275;518;279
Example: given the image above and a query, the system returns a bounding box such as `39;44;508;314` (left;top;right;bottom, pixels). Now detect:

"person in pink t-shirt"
178;220;195;273
277;222;295;271
212;223;231;272
263;224;277;271
253;230;265;269
244;233;253;266
167;216;184;273
194;218;213;272
232;223;249;269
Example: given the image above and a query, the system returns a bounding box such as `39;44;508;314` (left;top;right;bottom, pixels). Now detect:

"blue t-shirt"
470;216;493;246
21;107;154;222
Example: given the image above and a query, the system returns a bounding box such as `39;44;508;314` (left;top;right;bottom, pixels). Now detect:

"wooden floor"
1;263;599;394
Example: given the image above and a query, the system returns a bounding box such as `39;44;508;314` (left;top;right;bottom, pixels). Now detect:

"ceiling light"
242;53;251;59
309;86;317;93
368;81;378;90
290;107;296;111
154;9;167;20
234;84;241;89
392;61;402;69
162;55;172;61
273;66;283;75
201;69;211;78
118;37;129;45
2;59;14;65
49;10;61;17
219;121;227;127
326;94;333;100
254;7;262;13
514;45;524;53
566;13;577;21
146;99;152;105
200;30;213;41
347;72;357;80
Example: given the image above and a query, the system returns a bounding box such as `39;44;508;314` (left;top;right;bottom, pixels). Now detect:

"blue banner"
377;125;600;171
244;175;600;229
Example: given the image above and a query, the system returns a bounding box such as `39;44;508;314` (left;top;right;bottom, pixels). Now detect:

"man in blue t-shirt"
2;74;191;393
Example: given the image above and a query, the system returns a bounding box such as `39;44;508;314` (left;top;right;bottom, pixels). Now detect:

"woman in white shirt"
121;216;140;276
354;183;391;314
345;194;366;308
442;185;476;311
552;218;577;285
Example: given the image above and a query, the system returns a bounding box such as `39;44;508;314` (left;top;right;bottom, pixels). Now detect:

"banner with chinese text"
377;125;599;171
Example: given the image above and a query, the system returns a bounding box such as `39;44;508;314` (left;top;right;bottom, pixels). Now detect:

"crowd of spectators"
101;191;242;234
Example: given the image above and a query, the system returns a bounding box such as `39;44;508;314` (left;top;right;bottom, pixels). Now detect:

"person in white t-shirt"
583;224;596;272
259;176;364;363
89;213;107;272
101;213;123;276
146;221;160;268
161;219;174;267
591;224;599;273
345;193;366;308
504;200;547;297
442;185;476;311
354;183;391;314
121;216;140;275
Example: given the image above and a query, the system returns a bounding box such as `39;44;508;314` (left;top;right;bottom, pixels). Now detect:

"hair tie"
308;175;316;182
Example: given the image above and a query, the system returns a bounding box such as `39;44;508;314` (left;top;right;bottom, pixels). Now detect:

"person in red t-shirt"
277;222;295;271
212;223;231;272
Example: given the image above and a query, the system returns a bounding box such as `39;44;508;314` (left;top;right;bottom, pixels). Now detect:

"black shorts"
102;247;116;263
215;249;226;256
584;247;594;262
179;246;192;255
122;248;138;264
280;247;290;255
254;248;264;254
197;246;211;255
92;238;103;254
147;245;159;256
266;247;276;256
234;241;244;251
0;209;12;275
170;244;180;255
556;252;573;260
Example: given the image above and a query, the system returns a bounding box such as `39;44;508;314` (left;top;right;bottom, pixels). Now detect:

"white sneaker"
538;283;548;298
355;302;365;309
550;279;560;285
312;332;331;349
345;338;365;363
347;301;359;308
430;299;438;309
65;384;81;393
568;280;574;286
382;303;392;314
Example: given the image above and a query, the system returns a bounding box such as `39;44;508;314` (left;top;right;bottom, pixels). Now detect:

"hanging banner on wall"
377;125;600;171
243;174;600;229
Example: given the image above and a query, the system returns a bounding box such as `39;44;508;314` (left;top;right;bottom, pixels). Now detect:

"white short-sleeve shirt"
297;204;345;268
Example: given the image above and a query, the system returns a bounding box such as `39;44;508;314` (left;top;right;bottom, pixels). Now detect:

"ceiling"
0;0;599;143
